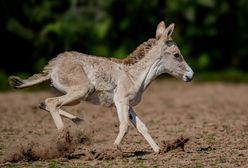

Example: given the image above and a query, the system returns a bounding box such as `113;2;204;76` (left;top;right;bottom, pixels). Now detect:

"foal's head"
155;21;193;82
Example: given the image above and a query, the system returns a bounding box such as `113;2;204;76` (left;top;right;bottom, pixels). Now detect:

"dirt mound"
161;136;189;153
3;125;91;163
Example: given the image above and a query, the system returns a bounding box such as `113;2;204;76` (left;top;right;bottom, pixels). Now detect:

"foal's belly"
86;87;143;107
86;90;114;107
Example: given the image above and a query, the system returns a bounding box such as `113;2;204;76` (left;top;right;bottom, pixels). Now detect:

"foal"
9;21;193;153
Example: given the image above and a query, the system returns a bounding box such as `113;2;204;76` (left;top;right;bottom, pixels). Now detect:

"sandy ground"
0;80;248;167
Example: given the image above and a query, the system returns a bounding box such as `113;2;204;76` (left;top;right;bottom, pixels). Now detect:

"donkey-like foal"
9;21;193;153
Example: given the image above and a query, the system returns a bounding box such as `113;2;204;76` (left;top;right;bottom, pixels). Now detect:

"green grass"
48;160;60;168
195;69;248;83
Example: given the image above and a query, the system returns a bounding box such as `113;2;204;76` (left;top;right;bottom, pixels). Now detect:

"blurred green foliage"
1;0;248;90
196;70;248;83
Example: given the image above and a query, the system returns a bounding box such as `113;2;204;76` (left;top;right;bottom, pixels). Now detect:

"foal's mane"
111;38;157;65
44;38;157;73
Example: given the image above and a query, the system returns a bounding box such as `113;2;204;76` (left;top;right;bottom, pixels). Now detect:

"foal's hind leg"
40;61;93;129
40;104;83;125
59;109;83;124
39;99;64;129
40;88;92;129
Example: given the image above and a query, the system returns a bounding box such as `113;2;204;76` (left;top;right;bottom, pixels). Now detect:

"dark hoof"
72;117;84;124
39;102;47;110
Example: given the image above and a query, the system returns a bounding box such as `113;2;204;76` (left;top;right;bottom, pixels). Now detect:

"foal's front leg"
129;107;160;153
113;98;130;146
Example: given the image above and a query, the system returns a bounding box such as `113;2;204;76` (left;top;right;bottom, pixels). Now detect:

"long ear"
165;23;175;40
156;21;166;40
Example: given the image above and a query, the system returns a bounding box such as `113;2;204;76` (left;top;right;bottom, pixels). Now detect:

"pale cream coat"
9;21;193;153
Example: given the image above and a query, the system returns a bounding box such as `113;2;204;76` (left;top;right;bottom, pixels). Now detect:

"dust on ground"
0;80;248;167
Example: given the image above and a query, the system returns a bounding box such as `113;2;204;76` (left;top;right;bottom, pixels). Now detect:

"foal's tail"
9;72;50;89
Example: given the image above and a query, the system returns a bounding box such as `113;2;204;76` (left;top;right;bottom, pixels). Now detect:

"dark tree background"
1;0;248;89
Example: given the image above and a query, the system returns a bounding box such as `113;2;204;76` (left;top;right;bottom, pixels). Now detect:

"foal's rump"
8;51;91;91
49;57;92;93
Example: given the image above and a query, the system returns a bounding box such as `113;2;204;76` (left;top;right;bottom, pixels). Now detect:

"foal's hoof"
114;144;122;152
72;117;84;125
39;101;47;110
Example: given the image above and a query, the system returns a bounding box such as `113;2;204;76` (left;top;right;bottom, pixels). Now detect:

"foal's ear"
165;23;175;40
156;21;166;40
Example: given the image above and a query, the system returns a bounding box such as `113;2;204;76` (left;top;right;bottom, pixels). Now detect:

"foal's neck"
124;45;162;91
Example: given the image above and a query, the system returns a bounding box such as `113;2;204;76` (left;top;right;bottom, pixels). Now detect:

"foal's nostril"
182;72;193;82
186;75;192;82
182;68;193;82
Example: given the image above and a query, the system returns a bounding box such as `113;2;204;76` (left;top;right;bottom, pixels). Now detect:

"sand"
0;80;248;167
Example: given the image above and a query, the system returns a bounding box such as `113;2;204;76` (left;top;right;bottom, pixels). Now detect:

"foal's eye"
174;53;180;58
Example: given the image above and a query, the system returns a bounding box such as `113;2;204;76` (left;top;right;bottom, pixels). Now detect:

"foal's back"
49;52;120;99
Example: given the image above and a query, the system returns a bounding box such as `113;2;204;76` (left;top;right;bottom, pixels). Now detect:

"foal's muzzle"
182;69;194;82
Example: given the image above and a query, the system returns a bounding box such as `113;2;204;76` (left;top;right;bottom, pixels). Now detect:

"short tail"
9;73;49;89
